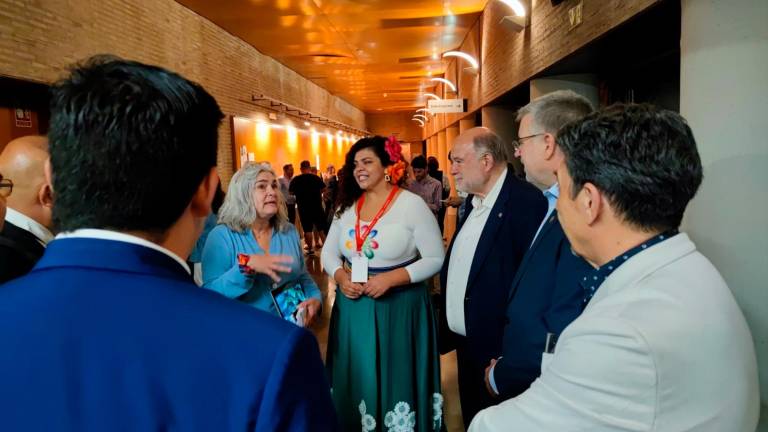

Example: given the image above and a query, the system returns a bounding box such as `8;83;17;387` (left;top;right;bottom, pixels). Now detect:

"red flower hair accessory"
384;136;403;163
384;136;406;184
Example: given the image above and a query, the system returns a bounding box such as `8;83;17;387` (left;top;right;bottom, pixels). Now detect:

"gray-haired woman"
202;162;321;326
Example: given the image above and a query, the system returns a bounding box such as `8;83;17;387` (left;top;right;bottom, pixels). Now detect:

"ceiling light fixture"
412;118;425;126
424;93;442;100
430;77;457;92
415;108;430;113
443;51;479;69
498;0;526;16
413;114;428;121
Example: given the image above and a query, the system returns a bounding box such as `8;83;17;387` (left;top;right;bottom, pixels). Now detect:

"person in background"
202;162;322;326
290;160;326;255
187;184;225;285
439;127;546;427
407;155;442;216
427;156;450;232
322;164;339;235
470;104;759;432
322;164;336;184
0;172;9;235
0;55;336;431
278;163;296;224
321;136;445;431
0;136;53;283
485;90;594;401
445;150;468;225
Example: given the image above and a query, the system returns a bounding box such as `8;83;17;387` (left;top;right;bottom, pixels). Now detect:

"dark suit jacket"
0;237;337;431
439;167;546;364
0;220;45;283
493;210;593;399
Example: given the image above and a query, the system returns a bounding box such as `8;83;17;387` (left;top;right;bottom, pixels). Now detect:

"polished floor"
305;225;465;431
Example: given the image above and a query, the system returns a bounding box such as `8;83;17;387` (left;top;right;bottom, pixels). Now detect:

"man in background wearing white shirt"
439;127;546;428
0;135;53;283
470;104;759;432
278;163;297;224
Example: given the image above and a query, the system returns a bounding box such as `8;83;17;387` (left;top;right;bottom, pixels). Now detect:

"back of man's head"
300;160;311;171
411;155;427;170
427;156;439;171
558;104;703;232
48;55;223;236
0;135;51;227
517;90;593;134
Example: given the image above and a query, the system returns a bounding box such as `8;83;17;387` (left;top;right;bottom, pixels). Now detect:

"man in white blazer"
469;104;760;432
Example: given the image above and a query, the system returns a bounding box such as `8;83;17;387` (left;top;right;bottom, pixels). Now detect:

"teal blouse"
201;223;321;316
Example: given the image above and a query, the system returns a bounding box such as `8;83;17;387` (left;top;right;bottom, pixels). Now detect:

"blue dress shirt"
202;223;321;316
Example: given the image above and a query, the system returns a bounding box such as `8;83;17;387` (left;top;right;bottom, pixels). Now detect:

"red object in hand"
237;253;256;275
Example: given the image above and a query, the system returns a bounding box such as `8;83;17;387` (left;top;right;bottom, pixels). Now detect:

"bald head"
0;136;53;228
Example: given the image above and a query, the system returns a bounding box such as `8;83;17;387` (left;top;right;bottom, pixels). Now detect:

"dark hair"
335;136;405;217
300;160;311;169
411;155;427;169
557;104;703;232
427;156;439;171
282;163;292;171
48;55;223;237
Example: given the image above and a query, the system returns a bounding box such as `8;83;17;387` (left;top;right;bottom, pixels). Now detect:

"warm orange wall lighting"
255;121;270;152
232;117;349;176
286;125;298;153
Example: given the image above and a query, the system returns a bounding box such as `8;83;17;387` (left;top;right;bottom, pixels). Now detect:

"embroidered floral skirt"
327;281;444;431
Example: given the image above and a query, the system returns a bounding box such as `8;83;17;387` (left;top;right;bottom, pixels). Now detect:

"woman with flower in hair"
321;136;446;431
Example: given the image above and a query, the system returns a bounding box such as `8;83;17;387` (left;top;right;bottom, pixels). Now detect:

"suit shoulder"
505;174;545;199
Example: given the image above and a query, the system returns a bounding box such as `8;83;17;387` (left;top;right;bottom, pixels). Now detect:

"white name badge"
350;255;369;283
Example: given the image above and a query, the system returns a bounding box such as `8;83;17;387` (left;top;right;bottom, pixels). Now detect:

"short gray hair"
218;162;290;233
516;90;594;135
471;128;509;165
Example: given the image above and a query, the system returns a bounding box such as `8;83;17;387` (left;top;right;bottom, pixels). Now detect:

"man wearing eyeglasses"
439;127;546;427
484;90;594;401
0;135;54;283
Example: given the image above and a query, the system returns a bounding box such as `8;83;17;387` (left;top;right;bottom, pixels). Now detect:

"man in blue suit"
0;56;337;431
484;90;594;400
439;127;546;428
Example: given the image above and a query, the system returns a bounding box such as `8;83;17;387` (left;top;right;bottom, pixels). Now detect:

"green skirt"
327;282;444;431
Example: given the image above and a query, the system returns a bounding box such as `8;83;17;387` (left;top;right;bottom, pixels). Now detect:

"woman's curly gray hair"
218;162;289;233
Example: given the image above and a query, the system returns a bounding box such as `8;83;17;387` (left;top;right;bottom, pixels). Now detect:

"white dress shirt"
4;208;54;246
470;233;760;432
446;168;507;336
56;229;190;274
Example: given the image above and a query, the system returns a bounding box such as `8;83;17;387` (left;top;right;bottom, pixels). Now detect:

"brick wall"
0;0;366;184
420;0;659;139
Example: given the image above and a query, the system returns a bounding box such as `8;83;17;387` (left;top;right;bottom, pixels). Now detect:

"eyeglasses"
511;133;546;150
0;178;13;198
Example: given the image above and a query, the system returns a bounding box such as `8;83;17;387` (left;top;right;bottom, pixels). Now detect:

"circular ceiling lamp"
430;77;457;92
442;51;479;69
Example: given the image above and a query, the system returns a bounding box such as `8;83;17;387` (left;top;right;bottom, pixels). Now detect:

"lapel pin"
498;212;503;218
